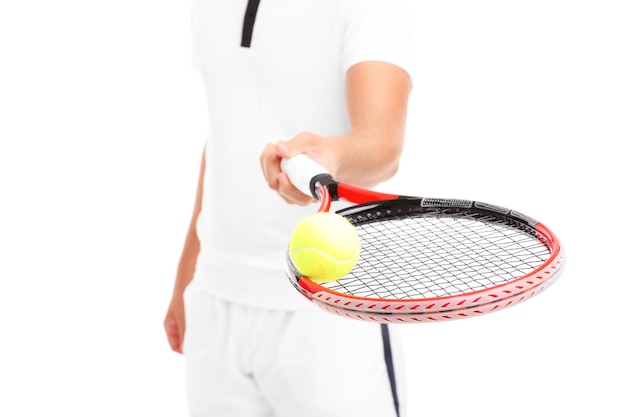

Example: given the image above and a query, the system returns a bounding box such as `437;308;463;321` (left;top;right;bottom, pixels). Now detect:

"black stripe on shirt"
241;0;261;47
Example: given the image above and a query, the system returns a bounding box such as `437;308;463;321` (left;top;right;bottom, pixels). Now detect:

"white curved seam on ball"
291;247;359;264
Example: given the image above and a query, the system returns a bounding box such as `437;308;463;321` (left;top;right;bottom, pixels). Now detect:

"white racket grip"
280;154;329;197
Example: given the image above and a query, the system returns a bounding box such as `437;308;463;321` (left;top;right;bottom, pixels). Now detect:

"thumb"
280;132;321;159
275;141;291;159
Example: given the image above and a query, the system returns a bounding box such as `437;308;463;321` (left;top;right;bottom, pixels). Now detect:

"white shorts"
183;279;406;417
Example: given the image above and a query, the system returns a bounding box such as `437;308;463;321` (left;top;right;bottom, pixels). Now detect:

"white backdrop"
1;1;624;416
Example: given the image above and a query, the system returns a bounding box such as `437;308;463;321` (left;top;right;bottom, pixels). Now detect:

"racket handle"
280;154;330;197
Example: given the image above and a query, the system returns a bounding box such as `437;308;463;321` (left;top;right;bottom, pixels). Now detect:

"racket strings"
326;215;551;299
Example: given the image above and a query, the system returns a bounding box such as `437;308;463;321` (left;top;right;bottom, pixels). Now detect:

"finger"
259;142;273;182
164;316;182;354
278;172;314;206
260;143;282;191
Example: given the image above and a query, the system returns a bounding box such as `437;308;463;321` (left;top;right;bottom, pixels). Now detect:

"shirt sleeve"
341;0;413;82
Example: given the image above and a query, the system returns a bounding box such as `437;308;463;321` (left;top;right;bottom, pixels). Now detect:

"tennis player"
164;1;413;416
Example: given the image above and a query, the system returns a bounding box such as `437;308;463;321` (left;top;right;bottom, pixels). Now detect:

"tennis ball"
289;212;360;283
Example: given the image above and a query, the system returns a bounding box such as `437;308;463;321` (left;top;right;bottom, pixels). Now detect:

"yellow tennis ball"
289;212;360;283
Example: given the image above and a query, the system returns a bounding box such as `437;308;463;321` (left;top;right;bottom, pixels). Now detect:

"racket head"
281;155;565;323
285;197;565;323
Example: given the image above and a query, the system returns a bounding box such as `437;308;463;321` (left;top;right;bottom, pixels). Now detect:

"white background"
1;1;624;416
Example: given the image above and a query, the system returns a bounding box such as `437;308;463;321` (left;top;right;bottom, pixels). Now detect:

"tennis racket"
282;155;565;323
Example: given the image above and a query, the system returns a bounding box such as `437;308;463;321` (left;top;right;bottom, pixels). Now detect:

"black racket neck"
311;173;339;200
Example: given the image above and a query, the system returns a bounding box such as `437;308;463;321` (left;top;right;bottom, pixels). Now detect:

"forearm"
173;225;200;293
172;149;205;294
260;62;410;205
330;126;405;188
328;61;410;187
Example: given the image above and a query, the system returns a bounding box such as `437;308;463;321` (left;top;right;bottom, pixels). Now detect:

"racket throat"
311;174;339;200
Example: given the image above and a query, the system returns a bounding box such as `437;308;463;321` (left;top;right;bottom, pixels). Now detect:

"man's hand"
260;132;336;206
164;292;186;354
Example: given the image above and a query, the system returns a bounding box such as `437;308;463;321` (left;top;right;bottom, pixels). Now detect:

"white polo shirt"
190;0;412;309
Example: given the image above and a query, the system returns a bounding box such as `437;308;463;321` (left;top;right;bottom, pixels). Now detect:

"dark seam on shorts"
381;323;400;417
